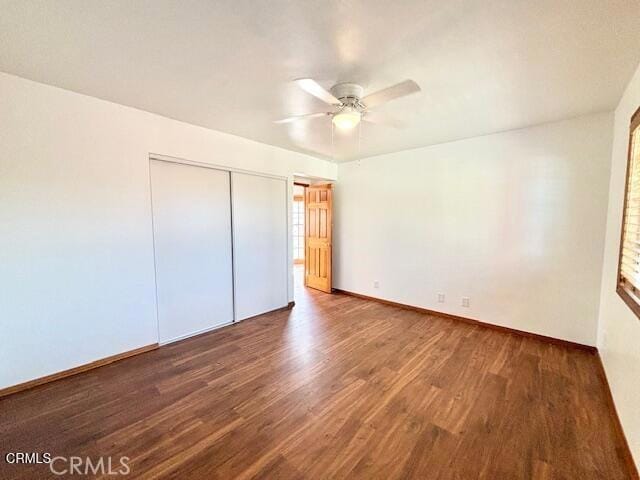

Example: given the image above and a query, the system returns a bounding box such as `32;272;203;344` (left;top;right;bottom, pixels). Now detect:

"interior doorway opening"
293;184;305;266
293;180;333;302
293;182;307;301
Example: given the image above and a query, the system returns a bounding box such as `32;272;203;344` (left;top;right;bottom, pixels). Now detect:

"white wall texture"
597;61;640;468
335;113;613;347
0;72;336;389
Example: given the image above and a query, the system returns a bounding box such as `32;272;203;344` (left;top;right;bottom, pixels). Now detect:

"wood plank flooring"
0;270;633;479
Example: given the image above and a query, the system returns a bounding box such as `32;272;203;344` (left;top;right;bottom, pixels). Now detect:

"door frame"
149;153;287;181
303;182;333;293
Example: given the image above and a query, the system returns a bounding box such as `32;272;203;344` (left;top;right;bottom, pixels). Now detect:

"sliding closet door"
231;172;288;320
150;160;234;343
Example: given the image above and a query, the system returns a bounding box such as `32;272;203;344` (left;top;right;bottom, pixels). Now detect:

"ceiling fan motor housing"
331;83;365;108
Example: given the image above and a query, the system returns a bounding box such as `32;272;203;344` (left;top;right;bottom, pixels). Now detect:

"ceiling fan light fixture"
332;107;361;130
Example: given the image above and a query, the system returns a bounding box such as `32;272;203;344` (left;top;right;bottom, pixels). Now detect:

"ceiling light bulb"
332;108;361;130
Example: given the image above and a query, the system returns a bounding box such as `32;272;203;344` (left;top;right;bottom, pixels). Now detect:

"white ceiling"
1;1;640;162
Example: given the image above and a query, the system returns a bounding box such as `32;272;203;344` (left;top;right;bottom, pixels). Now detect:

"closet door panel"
150;160;233;343
231;172;288;320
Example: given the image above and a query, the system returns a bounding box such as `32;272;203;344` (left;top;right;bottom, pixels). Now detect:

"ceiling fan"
275;78;421;130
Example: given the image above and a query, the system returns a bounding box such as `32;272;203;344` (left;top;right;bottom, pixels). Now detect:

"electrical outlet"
437;293;445;303
462;297;470;308
373;280;380;289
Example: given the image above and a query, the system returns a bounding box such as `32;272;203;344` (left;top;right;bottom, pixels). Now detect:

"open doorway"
293;181;333;302
293;183;306;295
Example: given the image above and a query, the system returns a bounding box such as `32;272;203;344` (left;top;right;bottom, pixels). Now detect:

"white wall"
335;113;613;346
598;62;640;468
0;72;336;389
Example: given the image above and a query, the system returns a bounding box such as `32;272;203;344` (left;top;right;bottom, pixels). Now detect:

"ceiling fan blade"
274;112;329;124
295;78;340;105
363;111;406;129
362;79;421;109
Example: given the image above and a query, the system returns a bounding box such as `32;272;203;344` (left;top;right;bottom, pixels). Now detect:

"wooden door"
305;184;332;293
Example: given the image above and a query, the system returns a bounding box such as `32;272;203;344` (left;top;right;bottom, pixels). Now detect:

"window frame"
292;195;304;261
292;183;306;264
616;105;640;319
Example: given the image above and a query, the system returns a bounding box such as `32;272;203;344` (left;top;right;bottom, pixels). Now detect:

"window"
617;106;640;318
293;186;305;264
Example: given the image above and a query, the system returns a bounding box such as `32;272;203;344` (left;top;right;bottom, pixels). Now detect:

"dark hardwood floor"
0;267;633;479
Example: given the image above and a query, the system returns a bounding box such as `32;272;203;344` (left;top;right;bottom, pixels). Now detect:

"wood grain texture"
0;269;634;479
334;288;597;353
0;344;158;399
595;353;640;479
305;183;332;293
